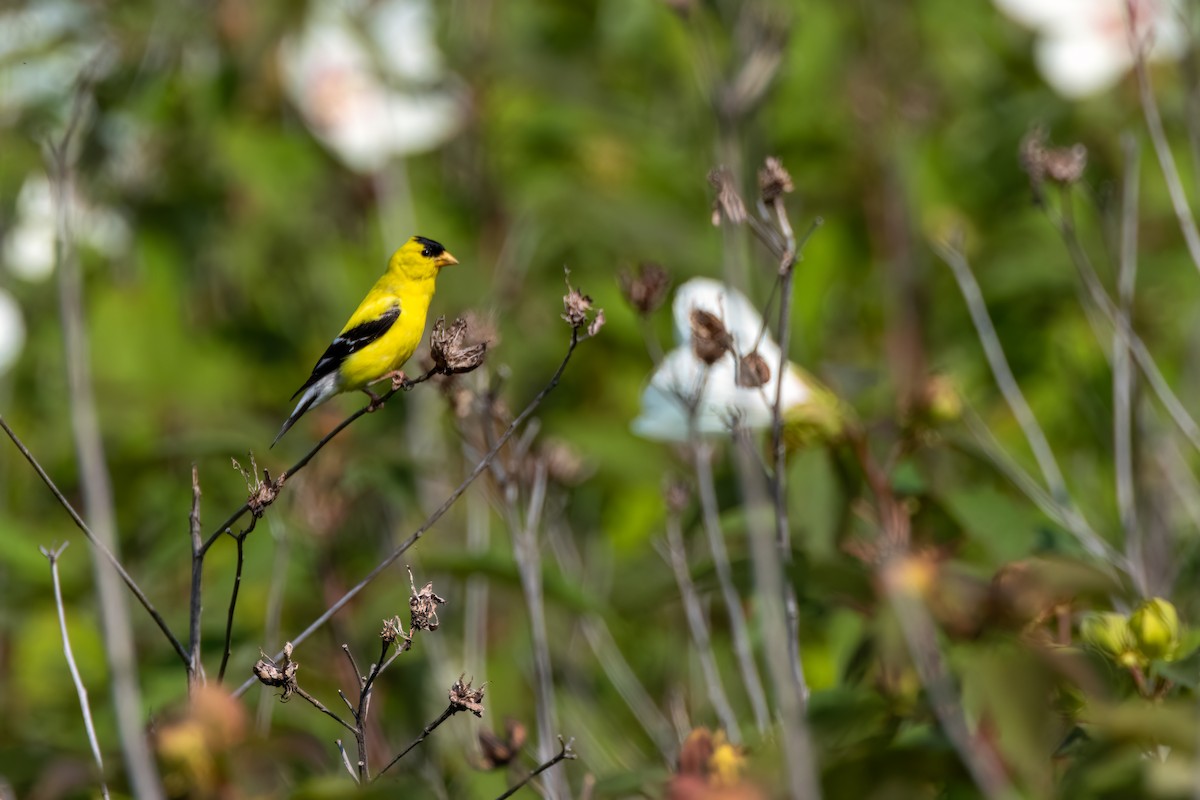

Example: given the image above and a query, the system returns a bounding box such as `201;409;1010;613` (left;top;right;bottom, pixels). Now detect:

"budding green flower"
1081;611;1138;666
1128;597;1181;662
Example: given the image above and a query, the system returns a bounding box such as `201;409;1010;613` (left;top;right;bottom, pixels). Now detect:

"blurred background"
4;0;1200;797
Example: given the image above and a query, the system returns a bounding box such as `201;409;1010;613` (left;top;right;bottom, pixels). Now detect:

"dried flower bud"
253;642;298;700
538;439;590;485
430;316;488;376
736;351;771;388
409;577;446;632
380;616;405;645
449;676;486;717
708;166;747;226
562;288;594;329
689;309;732;364
1020;126;1087;192
758;156;794;204
478;718;527;769
619;262;671;315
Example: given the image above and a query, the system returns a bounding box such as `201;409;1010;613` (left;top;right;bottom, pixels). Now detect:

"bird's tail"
271;374;338;448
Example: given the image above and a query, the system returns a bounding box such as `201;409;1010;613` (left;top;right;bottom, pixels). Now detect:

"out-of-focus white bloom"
993;0;1186;98
0;289;26;376
632;278;817;442
2;176;131;283
279;0;464;173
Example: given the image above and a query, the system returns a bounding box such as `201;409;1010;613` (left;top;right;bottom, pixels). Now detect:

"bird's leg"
362;388;385;412
384;370;410;391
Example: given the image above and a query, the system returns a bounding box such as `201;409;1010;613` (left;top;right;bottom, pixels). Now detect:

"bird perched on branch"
272;235;459;446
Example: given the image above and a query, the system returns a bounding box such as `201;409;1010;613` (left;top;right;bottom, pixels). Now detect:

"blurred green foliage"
5;0;1200;798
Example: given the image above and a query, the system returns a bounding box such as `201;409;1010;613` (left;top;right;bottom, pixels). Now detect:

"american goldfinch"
272;235;459;446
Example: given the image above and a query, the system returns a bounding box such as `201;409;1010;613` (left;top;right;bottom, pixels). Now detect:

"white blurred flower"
2;175;131;283
632;278;818;442
994;0;1186;98
0;288;26;376
279;0;464;173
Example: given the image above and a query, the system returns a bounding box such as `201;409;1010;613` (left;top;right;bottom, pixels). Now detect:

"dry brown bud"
380;615;405;645
252;642;298;700
708;167;748;226
619;262;672;315
735;351;771;388
478;718;527;769
449;676;486;717
409;577;446;632
430;316;488;376
1020;126;1087;190
232;454;281;518
758;156;794;203
689;309;732;365
562;288;594;329
538;439;590;485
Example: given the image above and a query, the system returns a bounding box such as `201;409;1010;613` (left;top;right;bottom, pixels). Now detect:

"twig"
767;214;822;702
217;517;256;682
42;543;111;800
188;465;204;688
354;640;391;781
659;511;741;741
1129;10;1200;278
1114;135;1146;595
935;240;1118;565
0;415;190;664
46;66;164;797
731;432;822;800
691;440;770;733
233;329;586;698
376;704;459;778
510;461;568;799
336;740;360;784
294;685;357;735
493;736;577;800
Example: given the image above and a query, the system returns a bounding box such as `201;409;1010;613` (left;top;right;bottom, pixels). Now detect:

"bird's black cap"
414;236;446;258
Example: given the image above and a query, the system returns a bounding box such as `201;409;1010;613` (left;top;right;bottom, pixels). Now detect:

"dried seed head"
232;454;281;518
587;308;606;338
562;288;594;329
449;676;486;717
735;351;771;388
409;578;446;632
689;309;732;365
758;156;794;203
430;316;488;376
380;615;405;645
252;642;298;701
708;166;748;226
478;718;527;769
1020;126;1087;191
619;262;672;315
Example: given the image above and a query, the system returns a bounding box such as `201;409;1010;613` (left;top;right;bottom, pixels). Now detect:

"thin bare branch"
493;737;577;800
375;704;459;778
0;415;189;664
659;512;741;741
336;740;360;784
43;543;110;800
188;465;204;688
691;440;770;732
217;517;256;682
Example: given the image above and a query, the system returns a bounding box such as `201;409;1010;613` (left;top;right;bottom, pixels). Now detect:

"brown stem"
217;517;256;682
188;466;203;688
374;704;459;779
492;737;577;800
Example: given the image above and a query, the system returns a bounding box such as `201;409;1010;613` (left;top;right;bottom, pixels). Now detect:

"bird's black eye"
422;246;432;258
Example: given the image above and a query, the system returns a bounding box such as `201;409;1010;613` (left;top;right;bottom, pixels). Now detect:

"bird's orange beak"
435;251;459;268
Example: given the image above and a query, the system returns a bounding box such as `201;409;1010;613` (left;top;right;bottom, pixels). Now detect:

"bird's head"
390;235;459;280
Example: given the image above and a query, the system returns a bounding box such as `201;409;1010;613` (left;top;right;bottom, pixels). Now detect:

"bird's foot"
386;370;411;391
362;388;385;412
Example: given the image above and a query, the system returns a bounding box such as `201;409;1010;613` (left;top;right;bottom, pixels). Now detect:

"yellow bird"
272;236;459;447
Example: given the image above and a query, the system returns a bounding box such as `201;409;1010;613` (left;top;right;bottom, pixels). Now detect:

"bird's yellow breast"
337;273;435;391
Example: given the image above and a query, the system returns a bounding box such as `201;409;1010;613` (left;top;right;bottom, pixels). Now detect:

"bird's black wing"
290;304;401;399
